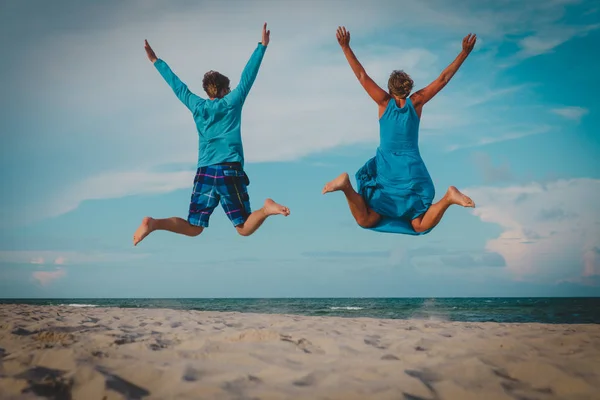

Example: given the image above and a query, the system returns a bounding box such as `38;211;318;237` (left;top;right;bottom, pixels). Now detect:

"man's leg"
322;172;381;228
133;166;218;246
218;166;290;237
235;199;290;236
133;217;204;246
410;186;474;233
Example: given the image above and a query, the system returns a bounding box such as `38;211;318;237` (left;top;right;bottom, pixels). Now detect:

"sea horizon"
3;297;599;324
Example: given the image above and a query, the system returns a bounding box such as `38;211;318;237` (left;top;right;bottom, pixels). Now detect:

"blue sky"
1;0;599;298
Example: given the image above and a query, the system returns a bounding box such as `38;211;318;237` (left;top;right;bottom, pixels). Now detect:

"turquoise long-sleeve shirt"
154;43;267;168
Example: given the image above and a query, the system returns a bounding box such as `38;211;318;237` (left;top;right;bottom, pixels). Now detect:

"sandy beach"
0;305;599;399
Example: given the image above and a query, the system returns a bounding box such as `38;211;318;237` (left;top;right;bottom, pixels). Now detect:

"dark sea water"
1;298;598;324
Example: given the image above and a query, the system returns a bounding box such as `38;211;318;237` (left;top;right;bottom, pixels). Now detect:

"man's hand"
261;23;270;47
144;39;158;63
462;33;477;55
336;26;350;49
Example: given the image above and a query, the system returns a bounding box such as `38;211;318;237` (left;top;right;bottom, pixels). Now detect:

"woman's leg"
323;173;381;228
411;186;474;233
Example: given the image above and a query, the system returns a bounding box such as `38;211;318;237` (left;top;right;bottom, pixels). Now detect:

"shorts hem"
230;217;248;227
188;218;209;228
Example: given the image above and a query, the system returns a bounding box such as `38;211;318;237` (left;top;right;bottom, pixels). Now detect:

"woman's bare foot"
263;198;290;216
322;172;350;194
133;217;155;246
446;186;475;207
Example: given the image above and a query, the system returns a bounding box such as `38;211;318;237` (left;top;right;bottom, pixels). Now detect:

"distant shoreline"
1;297;599;324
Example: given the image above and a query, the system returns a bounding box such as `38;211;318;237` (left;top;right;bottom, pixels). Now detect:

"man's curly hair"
202;70;230;98
388;70;414;99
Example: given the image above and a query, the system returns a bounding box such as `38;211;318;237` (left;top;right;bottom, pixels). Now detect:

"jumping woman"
323;27;476;235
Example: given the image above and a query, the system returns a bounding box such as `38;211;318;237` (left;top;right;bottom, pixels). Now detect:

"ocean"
1;298;599;324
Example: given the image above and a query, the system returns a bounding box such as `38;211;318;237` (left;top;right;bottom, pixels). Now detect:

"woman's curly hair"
387;70;414;99
202;70;230;98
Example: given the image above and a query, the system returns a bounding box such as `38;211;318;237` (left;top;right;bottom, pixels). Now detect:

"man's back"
154;43;267;168
193;96;244;167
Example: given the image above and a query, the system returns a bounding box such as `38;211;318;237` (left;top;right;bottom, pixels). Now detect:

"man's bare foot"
133;217;154;246
446;186;475;207
322;172;350;194
263;198;290;216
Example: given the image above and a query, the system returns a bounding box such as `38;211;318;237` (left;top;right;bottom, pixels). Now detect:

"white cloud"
464;178;600;284
461;84;530;108
518;36;565;56
583;248;600;277
54;256;66;265
30;257;44;265
0;251;148;265
447;125;552;152
551;106;589;122
471;152;513;183
32;268;66;286
50;169;194;219
517;23;600;58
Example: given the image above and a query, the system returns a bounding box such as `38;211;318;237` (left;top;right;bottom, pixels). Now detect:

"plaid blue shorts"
188;163;251;228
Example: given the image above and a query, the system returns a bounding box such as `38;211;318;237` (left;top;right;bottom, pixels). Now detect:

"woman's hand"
462;33;477;55
336;26;350;49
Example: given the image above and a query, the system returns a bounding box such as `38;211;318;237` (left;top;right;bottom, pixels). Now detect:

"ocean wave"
329;307;364;310
412;314;451;322
60;304;98;308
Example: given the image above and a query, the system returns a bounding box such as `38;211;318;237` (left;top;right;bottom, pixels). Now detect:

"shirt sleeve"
154;59;204;112
227;43;267;106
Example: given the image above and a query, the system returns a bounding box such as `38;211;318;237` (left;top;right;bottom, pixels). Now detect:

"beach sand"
0;305;599;400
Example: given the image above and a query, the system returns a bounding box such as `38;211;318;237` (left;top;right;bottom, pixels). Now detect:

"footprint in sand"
222;375;263;396
403;369;443;399
293;372;318;387
280;335;325;354
15;367;72;399
91;350;108;358
182;367;203;382
96;367;150;399
364;335;388;350
11;327;35;336
492;368;554;398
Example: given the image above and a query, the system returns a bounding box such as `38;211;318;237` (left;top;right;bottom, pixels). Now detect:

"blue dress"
355;97;435;235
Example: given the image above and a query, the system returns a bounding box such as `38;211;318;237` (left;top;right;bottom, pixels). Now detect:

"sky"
1;0;599;298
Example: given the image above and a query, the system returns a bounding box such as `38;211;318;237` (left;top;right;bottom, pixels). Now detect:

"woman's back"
378;97;421;153
373;96;432;195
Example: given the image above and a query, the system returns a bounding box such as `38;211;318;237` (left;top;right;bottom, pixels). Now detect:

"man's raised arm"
145;40;204;112
229;23;270;105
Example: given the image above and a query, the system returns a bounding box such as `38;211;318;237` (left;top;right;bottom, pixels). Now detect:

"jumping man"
134;23;290;245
